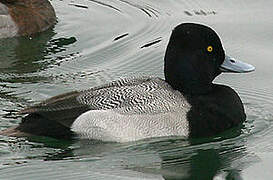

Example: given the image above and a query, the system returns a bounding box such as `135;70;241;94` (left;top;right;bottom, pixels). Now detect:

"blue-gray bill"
220;55;255;73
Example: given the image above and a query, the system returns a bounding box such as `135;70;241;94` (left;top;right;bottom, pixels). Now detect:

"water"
0;0;273;179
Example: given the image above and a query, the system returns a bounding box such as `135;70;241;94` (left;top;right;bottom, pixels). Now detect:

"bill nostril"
230;59;236;63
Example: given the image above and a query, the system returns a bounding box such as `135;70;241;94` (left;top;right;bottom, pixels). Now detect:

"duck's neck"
165;76;213;95
164;56;215;95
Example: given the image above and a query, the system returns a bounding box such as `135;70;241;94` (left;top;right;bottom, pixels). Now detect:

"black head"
164;23;225;95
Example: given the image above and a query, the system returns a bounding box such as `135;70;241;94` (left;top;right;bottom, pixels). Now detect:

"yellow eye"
207;46;213;52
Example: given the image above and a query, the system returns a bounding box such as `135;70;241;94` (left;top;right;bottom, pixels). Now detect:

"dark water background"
0;0;273;179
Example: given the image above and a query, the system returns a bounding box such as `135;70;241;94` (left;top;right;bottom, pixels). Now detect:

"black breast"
186;84;246;138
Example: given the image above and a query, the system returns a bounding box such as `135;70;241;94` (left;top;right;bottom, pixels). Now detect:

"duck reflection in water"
28;135;247;180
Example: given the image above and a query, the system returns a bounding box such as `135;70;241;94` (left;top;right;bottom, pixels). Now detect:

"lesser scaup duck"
0;23;255;142
0;0;56;38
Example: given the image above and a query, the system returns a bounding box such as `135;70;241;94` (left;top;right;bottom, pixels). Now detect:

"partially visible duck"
0;0;56;38
0;23;255;142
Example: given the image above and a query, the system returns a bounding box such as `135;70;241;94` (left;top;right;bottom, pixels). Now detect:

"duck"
0;23;255;142
0;0;56;38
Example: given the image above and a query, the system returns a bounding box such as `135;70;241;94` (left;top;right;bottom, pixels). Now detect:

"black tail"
0;114;74;139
